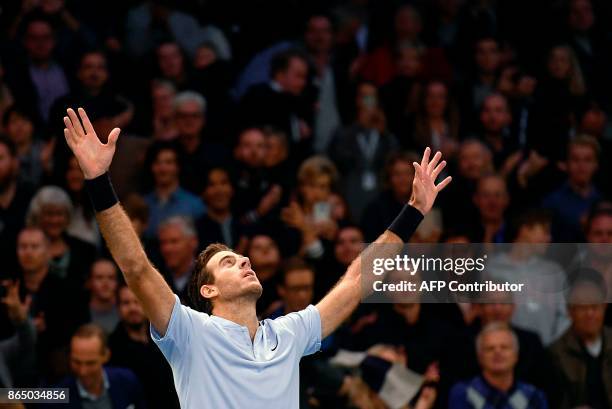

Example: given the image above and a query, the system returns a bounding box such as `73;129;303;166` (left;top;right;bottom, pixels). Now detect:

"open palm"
409;147;452;215
63;107;120;179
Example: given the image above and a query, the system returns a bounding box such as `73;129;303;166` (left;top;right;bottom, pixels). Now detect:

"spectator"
142;141;205;239
361;152;418;242
268;257;315;319
26;185;97;286
246;233;282;316
0;279;37;388
470;174;510;243
83;259;119;334
158;216;198;304
3;105;53;187
581;208;612;315
543;135;601;242
173;90;229;194
262;127;295;198
6;14;69;123
47;324;146;409
239;49;312;150
449;322;548;409
196;168;244;249
0;136;34;271
149;79;178;140
412;80;460;158
109;284;179;409
329;81;398;220
548;270;612;409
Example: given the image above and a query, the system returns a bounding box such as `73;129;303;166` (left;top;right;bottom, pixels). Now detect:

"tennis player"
63;107;451;409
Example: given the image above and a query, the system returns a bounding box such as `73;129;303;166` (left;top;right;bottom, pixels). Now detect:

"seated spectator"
152;41;193;91
158;216;198;304
262;127;296;199
231;128;281;224
173;90;229;194
239;49;313;151
149;79;178;140
0;279;37;387
0;136;34;272
47;324;146;409
49;50;133;145
412;80;460;158
487;210;570;345
329;81;398;220
246;233;282;316
3;105;53;187
83;259;119;334
548;270;612;409
196;168;244;249
268;257;315;319
543;135;601;242
142;141;205;239
361;152;418;241
438;139;494;230
26;186;97;286
449;322;548;409
109;284;179;408
470;174;510;243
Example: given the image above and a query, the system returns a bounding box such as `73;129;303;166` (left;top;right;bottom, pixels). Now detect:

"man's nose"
239;256;251;269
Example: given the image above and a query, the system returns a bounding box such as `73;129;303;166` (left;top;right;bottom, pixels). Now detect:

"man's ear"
102;347;111;364
200;284;218;300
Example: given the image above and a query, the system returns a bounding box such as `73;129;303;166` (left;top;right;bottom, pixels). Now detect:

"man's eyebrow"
218;254;235;265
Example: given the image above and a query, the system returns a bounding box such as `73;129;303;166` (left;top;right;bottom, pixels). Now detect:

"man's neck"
483;370;514;393
24;267;49;293
180;133;201;154
125;322;148;344
0;181;17;209
83;373;105;397
213;300;259;340
576;329;602;345
155;181;179;200
207;207;231;223
568;179;593;198
90;296;116;312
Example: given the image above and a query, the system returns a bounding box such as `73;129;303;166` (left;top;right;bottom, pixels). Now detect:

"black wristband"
387;204;424;242
85;172;118;212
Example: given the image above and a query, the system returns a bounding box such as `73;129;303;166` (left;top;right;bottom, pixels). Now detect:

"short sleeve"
274;305;321;356
151;295;205;364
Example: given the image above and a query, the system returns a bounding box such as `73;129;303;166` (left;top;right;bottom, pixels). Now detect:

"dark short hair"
189;243;231;314
505;208;552;242
269;49;308;78
586;206;612;234
568;134;600;158
2;104;36;128
72;323;108;354
144;140;181;172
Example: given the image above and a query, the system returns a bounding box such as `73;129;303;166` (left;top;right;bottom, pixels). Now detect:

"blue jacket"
449;376;547;409
44;366;146;409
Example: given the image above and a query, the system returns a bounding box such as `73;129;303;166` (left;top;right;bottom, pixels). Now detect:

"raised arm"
63;107;175;335
316;148;451;338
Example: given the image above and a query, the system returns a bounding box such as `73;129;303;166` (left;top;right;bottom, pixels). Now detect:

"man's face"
458;143;490;180
335;227;365;266
425;82;447;118
396;47;421;77
569;0;594;32
587;215;612;243
279;269;314;313
0;144;18;190
88;261;118;303
264;135;288;167
39;204;69;239
152;83;176;117
473;177;509;221
157;43;184;79
516;223;552;244
548;47;572;80
118;287;145;327
567;144;598;187
151;149;179;187
204;250;263;304
235;129;266;168
175;100;205;139
24;21;55;63
479;292;515;324
6;112;34;146
70;336;108;392
158;224;197;272
77;53;108;91
17;229;50;274
569;283;606;339
203;169;233;212
480;95;511;133
478;330;518;375
276;58;308;96
305;16;333;54
248;235;281;272
475;39;500;74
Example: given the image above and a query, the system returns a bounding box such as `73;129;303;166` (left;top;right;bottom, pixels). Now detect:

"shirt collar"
76;368;109;401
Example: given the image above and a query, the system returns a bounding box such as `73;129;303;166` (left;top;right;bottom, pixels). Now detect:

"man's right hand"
64;107;120;180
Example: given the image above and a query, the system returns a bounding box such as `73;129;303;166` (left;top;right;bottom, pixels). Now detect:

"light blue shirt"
151;295;321;409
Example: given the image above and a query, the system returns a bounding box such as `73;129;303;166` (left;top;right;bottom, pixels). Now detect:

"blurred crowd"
0;0;612;408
